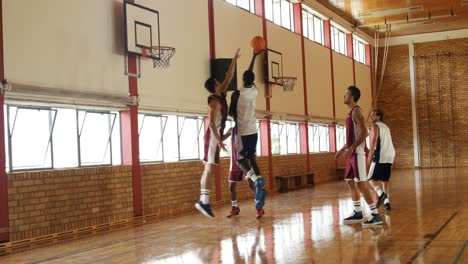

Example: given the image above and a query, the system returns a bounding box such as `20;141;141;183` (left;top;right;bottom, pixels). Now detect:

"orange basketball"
250;36;266;52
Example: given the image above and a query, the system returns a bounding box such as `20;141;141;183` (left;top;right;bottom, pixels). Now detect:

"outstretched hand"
234;48;241;60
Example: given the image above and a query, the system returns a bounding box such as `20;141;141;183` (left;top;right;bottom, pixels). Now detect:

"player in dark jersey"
195;48;240;218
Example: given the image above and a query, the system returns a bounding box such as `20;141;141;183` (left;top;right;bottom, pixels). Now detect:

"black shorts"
367;163;393;182
238;133;258;160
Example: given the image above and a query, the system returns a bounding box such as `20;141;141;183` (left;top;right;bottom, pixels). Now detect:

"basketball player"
367;110;395;210
226;49;267;219
335;86;383;226
195;48;241;218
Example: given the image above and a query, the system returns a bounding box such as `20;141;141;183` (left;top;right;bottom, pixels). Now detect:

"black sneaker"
362;213;383;226
343;211;364;224
376;193;388;208
195;201;215;218
384;203;391;210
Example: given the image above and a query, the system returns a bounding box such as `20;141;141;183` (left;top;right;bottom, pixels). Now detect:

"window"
353;38;366;64
138;114;166;162
271;121;299;155
225;0;255;13
7;106;57;170
308;124;329;153
331;25;347;56
139;114;211;162
5;105;121;172
177;116;205;160
78;110;120;166
302;9;324;45
336;125;346;150
271;122;284;155
53;109;79;168
286;123;300;154
265;0;295;31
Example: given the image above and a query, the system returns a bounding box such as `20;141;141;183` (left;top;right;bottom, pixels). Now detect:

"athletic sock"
369;203;378;214
353;200;362;212
231;200;238;207
374;186;383;196
247;169;259;182
200;189;211;204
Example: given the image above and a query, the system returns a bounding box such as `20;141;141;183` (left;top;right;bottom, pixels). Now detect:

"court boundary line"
407;212;458;264
452;240;468;264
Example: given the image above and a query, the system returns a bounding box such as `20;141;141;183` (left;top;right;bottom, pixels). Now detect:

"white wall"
267;22;304;117
4;0;128;97
214;0;265;112
333;52;354;122
355;62;372;119
3;0;373;120
304;40;333;119
137;0;210;114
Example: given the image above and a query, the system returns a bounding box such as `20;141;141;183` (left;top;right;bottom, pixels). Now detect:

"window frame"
285;123;300;154
335;125;346;151
176;115;205;161
302;9;324;45
77;110;117;167
308;123;330;153
353;38;366;64
5;105;122;172
7;105;58;172
225;0;255;13
138;113;167;163
265;0;295;31
330;25;347;56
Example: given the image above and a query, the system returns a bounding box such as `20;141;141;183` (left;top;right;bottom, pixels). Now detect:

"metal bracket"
129;95;140;106
0;80;10;95
124;53;142;78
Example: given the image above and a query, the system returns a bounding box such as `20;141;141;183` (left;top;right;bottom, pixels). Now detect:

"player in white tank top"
367;110;395;210
227;49;267;219
236;84;258;136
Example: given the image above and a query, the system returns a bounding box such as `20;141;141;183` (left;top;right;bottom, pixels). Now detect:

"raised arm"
247;49;263;72
221;48;241;92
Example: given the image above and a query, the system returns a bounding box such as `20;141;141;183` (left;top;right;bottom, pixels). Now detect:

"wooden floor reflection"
1;168;468;263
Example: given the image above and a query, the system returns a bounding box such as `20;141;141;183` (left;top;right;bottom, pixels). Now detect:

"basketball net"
140;46;176;68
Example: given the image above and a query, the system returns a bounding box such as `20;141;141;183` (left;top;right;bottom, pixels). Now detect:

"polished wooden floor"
1;168;468;263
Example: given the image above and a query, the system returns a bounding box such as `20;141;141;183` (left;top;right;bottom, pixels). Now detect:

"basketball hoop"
142;46;176;68
275;77;297;92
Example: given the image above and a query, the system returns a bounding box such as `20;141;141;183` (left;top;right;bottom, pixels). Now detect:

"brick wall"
6;153;338;242
414;39;468;167
377;39;468;168
377;44;414;168
141;161;204;217
7;166;134;241
310;153;338;183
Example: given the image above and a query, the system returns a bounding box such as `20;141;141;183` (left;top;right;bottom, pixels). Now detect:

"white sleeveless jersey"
237;85;258;136
374;121;395;164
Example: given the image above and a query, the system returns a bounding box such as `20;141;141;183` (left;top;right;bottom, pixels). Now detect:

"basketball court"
0;0;467;263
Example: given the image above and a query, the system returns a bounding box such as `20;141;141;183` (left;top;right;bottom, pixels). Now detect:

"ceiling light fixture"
357;13;456;28
359;6;424;19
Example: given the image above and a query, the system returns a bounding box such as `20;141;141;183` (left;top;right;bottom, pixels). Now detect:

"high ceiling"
311;0;468;37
